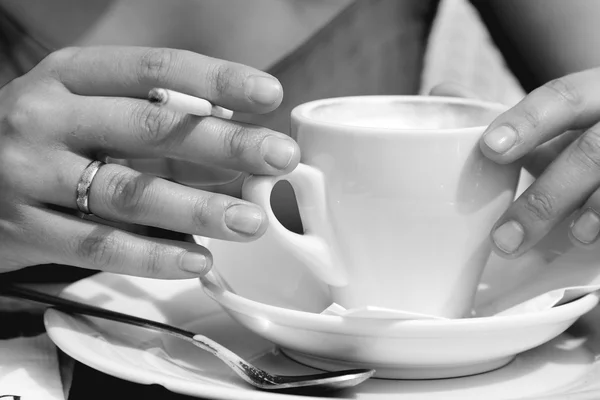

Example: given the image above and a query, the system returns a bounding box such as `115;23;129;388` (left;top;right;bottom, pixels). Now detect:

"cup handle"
242;163;347;286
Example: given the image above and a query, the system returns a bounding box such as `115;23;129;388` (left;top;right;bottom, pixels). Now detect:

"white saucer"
201;268;598;380
45;272;600;399
194;231;598;379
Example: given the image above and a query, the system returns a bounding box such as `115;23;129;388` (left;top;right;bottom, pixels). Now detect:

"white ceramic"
242;95;521;318
45;272;600;399
198;229;598;379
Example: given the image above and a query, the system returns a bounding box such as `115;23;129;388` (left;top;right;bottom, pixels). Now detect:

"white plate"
46;272;600;399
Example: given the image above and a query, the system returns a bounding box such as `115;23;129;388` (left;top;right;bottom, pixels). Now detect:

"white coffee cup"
242;96;520;318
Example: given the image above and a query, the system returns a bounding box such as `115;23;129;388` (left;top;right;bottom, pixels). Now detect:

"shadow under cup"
243;96;521;319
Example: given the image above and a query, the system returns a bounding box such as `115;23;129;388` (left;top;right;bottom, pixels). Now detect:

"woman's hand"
477;69;600;258
433;69;600;259
0;46;300;278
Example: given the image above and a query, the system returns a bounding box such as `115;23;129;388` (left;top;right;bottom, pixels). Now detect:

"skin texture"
0;46;300;278
468;0;600;257
3;0;600;281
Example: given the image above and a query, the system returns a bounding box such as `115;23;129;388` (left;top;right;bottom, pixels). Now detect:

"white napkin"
0;334;65;400
321;302;449;320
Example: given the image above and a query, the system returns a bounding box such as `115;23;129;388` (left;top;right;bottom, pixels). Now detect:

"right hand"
0;46;300;279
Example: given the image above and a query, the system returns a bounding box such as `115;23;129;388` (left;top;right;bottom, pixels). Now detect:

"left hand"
433;68;600;259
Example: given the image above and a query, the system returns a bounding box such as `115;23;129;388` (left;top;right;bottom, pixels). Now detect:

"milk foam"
309;100;499;130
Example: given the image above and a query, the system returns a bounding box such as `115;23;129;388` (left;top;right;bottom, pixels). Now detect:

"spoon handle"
0;283;280;387
0;283;376;391
0;284;194;339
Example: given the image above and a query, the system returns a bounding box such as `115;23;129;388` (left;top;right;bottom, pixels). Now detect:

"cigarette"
148;88;234;120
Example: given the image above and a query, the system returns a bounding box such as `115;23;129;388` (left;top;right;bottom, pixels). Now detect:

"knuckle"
40;47;80;71
518;106;542;132
4;93;50;135
138;48;177;83
140;243;164;277
132;102;183;147
205;62;238;98
218;123;256;160
76;229;122;269
104;169;151;218
523;191;557;222
544;77;583;109
191;195;213;229
575;128;600;169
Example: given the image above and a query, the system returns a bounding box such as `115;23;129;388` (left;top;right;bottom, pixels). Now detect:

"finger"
522;129;583;177
490;123;600;257
65;96;299;175
43;46;283;113
36;153;268;241
118;158;246;197
428;82;479;99
480;68;600;164
26;206;212;279
570;190;600;247
89;163;268;241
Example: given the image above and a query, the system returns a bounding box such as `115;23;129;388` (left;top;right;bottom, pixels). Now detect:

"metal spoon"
0;284;375;392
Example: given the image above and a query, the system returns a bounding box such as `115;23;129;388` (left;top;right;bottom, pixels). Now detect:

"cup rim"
290;95;508;134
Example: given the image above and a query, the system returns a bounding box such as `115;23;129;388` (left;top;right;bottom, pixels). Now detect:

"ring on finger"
76;160;105;215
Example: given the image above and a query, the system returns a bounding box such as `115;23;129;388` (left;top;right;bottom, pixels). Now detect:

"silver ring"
76;160;105;215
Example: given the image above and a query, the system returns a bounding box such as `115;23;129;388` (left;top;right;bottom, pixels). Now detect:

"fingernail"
180;252;209;275
246;76;282;106
483;126;518;154
225;204;264;235
492;220;525;254
571;208;600;244
262;136;295;170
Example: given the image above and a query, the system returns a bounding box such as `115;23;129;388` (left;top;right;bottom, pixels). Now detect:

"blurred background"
420;0;525;105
